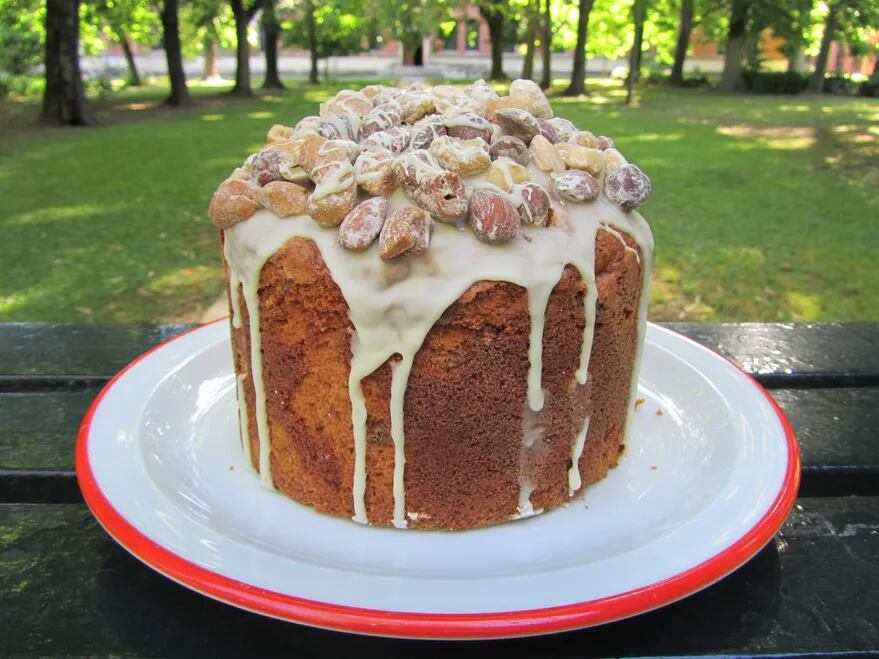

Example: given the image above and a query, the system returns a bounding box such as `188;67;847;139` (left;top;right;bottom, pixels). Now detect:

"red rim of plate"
75;319;800;640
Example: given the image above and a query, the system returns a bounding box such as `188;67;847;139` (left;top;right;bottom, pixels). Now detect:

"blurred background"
1;0;877;324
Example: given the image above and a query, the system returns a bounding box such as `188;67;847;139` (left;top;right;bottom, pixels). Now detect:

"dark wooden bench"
1;322;877;656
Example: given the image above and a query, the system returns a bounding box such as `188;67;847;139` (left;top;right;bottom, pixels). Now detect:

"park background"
1;0;877;324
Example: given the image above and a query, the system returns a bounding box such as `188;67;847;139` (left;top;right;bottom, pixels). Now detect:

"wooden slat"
1;322;877;380
0;498;876;657
0;323;195;378
666;322;879;377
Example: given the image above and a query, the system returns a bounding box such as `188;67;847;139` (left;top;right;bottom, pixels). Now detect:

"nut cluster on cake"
208;79;652;260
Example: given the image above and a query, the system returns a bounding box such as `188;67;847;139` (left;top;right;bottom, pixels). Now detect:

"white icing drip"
223;160;653;525
223;236;242;329
568;416;590;495
236;373;253;467
348;360;369;524
241;273;274;489
601;223;642;264
514;480;543;519
526;279;554;411
390;357;413;528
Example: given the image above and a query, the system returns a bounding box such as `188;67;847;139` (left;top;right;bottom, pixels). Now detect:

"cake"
208;79;654;530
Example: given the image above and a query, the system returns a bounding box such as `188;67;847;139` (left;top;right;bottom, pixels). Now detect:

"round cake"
208;79;654;530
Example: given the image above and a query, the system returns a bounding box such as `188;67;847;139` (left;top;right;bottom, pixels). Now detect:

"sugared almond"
209;179;261;228
379;207;432;260
338;197;388;251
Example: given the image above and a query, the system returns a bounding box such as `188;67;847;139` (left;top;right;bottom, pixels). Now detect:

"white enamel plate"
76;320;799;639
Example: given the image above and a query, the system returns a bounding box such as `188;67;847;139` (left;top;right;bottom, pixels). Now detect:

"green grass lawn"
0;79;877;323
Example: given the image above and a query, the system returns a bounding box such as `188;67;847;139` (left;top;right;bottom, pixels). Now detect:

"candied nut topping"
571;130;598;148
363;126;411;154
604;164;651;212
488;157;529;191
209;178;261;228
213;78;652;257
552;169;600;202
354;148;397;196
489;135;530;166
429;135;491;176
410;120;447;150
603;148;628;177
469;188;520;244
338;197;388;251
529;134;565;173
494;108;540;145
512;182;550;226
250;149;299;186
266;124;294;143
555;143;605;176
509;79;553;119
596;135;616;151
379;207;432;260
257;181;310;218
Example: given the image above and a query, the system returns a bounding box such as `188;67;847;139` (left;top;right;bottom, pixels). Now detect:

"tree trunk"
119;34;142;86
203;36;219;80
625;0;647;105
41;0;94;125
565;0;595;96
716;0;750;92
669;0;694;85
482;10;506;80
230;0;252;96
539;0;552;89
306;0;319;84
521;0;537;79
160;0;191;106
808;4;837;92
261;0;284;89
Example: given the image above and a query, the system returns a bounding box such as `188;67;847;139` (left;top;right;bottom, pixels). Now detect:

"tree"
565;0;595;95
626;0;648;104
539;0;552;88
41;0;94;125
304;0;318;83
261;0;284;88
717;0;754;91
807;1;879;91
286;0;367;83
160;0;191;106
85;0;161;88
0;0;44;90
521;0;539;79
375;0;451;66
669;0;694;84
229;0;260;96
477;0;509;80
179;0;233;81
808;3;837;91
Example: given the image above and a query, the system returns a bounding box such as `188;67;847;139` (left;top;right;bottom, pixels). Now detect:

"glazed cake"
208;79;654;530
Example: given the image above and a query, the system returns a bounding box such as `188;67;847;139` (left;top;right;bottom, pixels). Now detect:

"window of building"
438;20;458;51
466;19;480;51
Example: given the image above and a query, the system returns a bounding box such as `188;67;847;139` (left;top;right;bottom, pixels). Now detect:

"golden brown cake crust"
226;227;642;530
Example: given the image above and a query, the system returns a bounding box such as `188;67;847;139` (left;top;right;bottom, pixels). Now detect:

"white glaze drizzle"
241;275;274;489
514;480;543;519
223;237;242;329
389;356;413;528
223;159;653;525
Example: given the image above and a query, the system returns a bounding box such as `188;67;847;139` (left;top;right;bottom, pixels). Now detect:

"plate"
76;320;799;639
